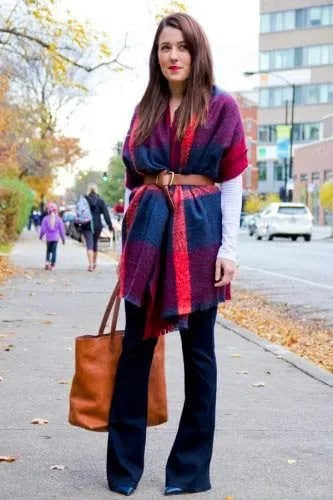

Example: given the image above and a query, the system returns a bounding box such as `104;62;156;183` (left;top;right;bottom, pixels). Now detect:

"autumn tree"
244;194;263;214
100;156;126;208
153;0;188;21
0;0;128;85
0;76;20;178
319;182;333;235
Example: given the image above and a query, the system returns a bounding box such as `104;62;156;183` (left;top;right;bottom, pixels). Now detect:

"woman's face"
157;27;191;87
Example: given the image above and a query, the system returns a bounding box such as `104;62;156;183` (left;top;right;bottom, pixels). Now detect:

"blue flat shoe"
164;486;185;495
109;485;136;496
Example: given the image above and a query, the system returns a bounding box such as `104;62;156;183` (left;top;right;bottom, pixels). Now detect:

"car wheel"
291;236;297;241
268;234;274;241
304;234;311;242
256;235;262;240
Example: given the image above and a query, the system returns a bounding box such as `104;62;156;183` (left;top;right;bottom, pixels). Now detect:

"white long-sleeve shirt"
124;173;242;262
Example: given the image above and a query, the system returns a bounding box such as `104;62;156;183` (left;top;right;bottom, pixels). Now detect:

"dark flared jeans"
106;300;217;492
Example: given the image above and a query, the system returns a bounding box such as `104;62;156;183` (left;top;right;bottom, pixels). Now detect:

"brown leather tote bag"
68;280;168;431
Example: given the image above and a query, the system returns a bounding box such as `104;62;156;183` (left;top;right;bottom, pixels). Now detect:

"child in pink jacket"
39;202;65;270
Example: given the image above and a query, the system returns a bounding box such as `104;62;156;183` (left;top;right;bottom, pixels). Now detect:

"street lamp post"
244;71;295;201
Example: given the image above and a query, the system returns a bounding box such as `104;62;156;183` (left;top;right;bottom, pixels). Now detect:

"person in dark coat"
82;183;113;271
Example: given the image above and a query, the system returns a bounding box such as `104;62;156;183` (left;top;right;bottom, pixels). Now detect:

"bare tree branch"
0;28;132;72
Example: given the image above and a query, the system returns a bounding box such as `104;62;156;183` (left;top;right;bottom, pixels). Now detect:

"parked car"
254;202;313;241
67;220;82;242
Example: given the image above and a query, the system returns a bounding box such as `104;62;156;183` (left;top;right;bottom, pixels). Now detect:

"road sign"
276;125;291;160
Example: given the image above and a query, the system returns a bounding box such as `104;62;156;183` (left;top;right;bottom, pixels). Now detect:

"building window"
260;10;295;32
260;13;270;33
328;84;333;102
259;52;270;71
257;161;267;181
274;161;284;181
259;88;270;107
312;172;320;181
262;5;333;32
245;120;252;133
300;174;308;182
324;170;333;181
259;123;320;144
260;84;333;108
308;7;322;26
260;44;333;71
303;123;320;141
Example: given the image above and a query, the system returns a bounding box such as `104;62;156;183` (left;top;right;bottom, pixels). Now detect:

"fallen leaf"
29;292;35;296
42;320;52;325
266;371;271;375
65;347;72;351
31;418;49;425
4;344;14;351
224;496;234;500
56;380;68;384
0;456;16;462
252;382;265;387
50;464;65;470
231;353;242;358
218;289;333;373
287;459;296;464
236;370;248;375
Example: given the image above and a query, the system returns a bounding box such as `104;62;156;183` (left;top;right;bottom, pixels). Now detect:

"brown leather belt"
144;170;214;211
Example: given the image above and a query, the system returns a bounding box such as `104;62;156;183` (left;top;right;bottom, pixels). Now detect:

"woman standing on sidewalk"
107;13;247;496
39;202;65;270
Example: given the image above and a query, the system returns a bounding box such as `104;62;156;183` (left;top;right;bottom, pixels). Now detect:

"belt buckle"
156;170;175;187
167;170;175;186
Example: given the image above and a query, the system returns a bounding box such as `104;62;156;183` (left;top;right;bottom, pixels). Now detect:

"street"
237;231;333;325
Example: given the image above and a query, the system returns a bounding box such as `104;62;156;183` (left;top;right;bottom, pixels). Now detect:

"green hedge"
0;177;34;243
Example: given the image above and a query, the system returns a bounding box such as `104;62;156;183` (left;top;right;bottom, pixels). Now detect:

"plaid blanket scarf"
120;87;248;339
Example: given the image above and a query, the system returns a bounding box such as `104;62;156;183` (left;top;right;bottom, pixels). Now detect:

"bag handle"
98;280;121;336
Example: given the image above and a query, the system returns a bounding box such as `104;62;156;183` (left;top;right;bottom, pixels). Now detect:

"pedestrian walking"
39;202;65;270
106;12;248;497
81;183;113;272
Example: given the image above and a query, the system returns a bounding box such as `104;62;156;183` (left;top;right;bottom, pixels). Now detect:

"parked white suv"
254;202;313;241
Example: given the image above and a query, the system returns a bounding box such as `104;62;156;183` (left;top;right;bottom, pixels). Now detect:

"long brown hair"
135;13;214;144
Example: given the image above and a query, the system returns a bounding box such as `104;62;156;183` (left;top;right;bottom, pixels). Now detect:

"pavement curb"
217;314;333;388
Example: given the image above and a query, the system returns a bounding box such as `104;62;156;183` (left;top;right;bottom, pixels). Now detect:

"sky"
55;0;260;193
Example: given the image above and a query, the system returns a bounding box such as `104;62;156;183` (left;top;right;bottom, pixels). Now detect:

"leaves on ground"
287;459;296;464
31;418;49;425
4;344;14;351
0;256;16;285
252;382;265;387
219;289;333;373
56;379;68;384
50;464;66;470
0;456;16;462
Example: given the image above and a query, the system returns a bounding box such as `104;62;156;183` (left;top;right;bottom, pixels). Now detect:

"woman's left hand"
214;257;236;287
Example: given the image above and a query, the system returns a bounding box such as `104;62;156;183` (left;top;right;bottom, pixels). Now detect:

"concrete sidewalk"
0;230;332;500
